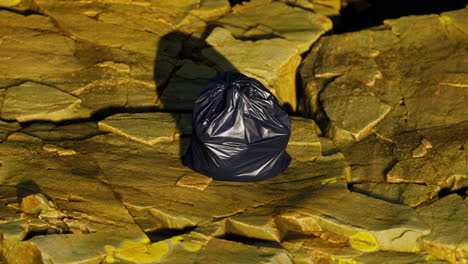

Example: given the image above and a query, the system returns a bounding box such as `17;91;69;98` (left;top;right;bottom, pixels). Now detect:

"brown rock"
176;173;212;191
217;0;332;53
1;82;91;122
0;121;20;142
203;27;301;110
20;194;55;215
98;112;178;145
353;182;440;207
417;194;468;263
287;117;322;162
156;60;217;111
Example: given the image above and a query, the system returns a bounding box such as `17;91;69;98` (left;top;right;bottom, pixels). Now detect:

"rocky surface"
301;7;468;208
0;0;467;263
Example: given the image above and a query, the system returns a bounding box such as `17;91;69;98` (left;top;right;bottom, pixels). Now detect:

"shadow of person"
153;27;237;161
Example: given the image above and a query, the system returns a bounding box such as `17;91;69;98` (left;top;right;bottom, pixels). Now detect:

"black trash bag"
183;72;291;182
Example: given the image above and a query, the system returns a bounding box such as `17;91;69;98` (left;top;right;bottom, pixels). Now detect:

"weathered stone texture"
0;1;466;263
301;7;468;209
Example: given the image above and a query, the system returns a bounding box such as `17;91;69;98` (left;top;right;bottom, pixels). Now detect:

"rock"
4;230;146;264
35;1;171;57
98;112;192;146
0;121;20;142
1;82;91;122
282;236;361;264
280;0;342;16
192;235;293;264
0;2;467;263
353;182;440;207
22;122;100;142
217;0;332;53
0;220;29;261
301;8;468;136
20;194;55;215
0;8;171;121
190;0;231;21
287;117;322;162
353;251;449;264
0;0;33;11
282;188;430;252
76;130;349;234
203;27;301;110
156;60;217;111
176;172;213;191
387;124;467;188
416;194;468;263
342;135;395;183
68;62;130;111
323;96;391;145
42;144;78;156
227;207;284;242
300;7;468;206
0;12;86;81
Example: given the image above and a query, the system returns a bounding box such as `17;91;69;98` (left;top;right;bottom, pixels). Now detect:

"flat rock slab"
288;117;322;162
416;194;468;263
300;7;468;209
98;112;191;146
217;0;332;53
0;121;20;142
302;7;468;142
323;96;391;141
0;122;448;263
227;187;430;252
1;82;91;122
156;60;217;111
5;230;146;264
21;122;100;142
353;182;440;207
203;27;301;110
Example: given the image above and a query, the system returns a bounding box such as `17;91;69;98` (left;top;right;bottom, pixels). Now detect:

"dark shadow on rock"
145;226;197;243
16;179;51;203
338;0;467;33
154;27;237;161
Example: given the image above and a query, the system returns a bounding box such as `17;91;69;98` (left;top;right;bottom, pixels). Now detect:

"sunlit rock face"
0;0;467;263
301;8;468;205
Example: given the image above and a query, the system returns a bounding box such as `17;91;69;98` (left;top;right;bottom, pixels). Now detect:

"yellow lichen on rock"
331;256;362;264
182;241;202;252
438;15;452;24
321;177;337;185
0;0;21;7
349;231;379;252
170;236;184;245
104;238;170;263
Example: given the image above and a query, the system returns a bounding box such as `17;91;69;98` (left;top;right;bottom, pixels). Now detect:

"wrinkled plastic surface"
183;72;291;182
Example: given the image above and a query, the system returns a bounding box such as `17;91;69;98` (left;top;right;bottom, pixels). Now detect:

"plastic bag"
183;72;291;182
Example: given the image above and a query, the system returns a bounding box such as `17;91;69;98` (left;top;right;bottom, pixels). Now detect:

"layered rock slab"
287;117;322;162
0;10;162;122
416;194;468;264
156;60;217;111
216;0;332;53
300;7;468;208
203;27;301;110
98;112;192;146
301;8;468;141
0;117;450;263
1;82;91;122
